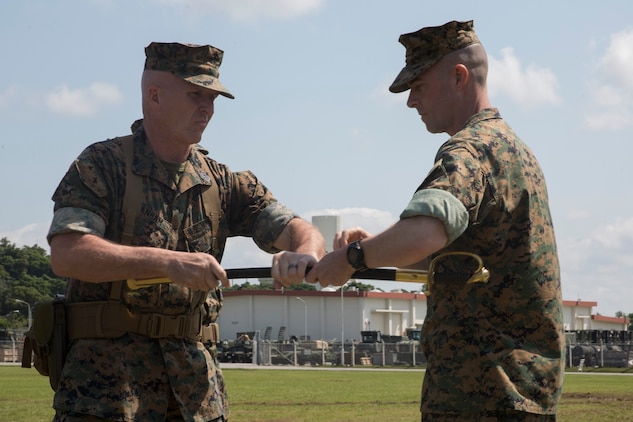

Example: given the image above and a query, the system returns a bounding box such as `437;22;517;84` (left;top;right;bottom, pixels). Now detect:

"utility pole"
14;299;32;329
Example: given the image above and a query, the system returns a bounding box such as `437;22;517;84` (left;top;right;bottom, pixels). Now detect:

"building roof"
591;314;630;324
563;300;598;308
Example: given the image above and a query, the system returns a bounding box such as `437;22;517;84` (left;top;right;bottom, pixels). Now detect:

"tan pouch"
22;298;67;391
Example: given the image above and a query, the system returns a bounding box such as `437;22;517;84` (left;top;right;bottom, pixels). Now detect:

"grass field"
0;366;631;421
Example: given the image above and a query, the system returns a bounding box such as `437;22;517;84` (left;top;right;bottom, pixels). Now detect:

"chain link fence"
0;333;25;364
239;339;426;367
566;330;633;369
3;330;631;370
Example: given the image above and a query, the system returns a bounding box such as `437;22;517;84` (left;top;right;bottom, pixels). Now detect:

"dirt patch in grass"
564;392;629;402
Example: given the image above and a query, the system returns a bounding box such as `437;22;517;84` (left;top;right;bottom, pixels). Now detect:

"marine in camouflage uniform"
408;108;564;419
392;20;564;420
47;42;324;421
306;20;564;421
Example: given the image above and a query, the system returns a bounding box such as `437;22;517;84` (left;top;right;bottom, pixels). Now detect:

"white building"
219;287;427;342
563;299;630;331
218;289;630;342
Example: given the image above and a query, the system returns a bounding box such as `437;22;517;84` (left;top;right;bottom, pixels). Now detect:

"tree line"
0;238;66;331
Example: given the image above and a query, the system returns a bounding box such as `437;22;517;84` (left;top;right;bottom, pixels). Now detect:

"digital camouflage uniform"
401;109;564;418
48;123;297;421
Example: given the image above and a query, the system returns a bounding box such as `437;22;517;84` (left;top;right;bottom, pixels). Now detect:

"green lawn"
1;366;631;421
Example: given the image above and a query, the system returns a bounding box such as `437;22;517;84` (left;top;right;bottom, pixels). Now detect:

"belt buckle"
147;314;189;339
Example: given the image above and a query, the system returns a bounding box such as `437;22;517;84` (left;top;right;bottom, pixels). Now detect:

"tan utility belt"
65;302;219;343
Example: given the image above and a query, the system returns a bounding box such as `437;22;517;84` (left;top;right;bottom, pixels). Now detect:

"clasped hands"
274;227;371;289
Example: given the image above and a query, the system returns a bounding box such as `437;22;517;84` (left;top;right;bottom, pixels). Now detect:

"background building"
218;289;630;343
220;288;427;343
217;215;630;344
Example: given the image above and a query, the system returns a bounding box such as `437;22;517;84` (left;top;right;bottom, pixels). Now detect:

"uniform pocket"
184;218;213;253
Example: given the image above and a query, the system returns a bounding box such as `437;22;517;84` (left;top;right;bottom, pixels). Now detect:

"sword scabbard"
126;267;430;290
126;257;485;292
126;267;275;291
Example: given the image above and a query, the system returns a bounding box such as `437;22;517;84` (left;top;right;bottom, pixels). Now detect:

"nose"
406;91;417;109
200;95;216;117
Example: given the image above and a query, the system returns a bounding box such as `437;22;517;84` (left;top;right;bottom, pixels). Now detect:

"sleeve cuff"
47;207;106;244
399;189;469;245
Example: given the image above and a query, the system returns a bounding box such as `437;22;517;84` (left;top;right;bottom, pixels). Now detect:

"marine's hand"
166;252;228;290
333;227;372;250
271;251;318;288
304;248;355;288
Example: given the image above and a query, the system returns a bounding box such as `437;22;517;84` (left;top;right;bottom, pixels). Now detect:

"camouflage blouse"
410;109;565;416
47;124;297;420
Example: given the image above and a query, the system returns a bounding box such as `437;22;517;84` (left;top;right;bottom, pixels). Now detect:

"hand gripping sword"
126;252;489;294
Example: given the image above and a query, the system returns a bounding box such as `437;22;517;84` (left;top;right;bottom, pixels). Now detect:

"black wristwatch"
346;240;368;271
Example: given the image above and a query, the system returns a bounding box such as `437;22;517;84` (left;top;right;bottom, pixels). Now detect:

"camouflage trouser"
421;411;556;422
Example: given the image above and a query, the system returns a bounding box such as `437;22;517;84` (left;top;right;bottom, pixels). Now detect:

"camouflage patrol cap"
144;42;234;99
389;20;480;93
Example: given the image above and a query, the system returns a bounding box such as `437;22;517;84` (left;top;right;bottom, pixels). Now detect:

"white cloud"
221;208;396;269
0;85;19;109
583;108;633;131
45;82;123;116
222;237;274;269
598;28;633;91
488;47;561;108
559;216;633;316
584;28;633;130
221;208;397;273
0;222;50;251
305;207;396;234
157;0;324;22
565;208;592;221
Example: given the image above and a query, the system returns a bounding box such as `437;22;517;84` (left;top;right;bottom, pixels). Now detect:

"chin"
423;123;445;134
423;124;436;133
189;133;204;144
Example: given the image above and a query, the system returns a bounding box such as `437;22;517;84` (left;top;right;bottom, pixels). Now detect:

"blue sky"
1;0;633;317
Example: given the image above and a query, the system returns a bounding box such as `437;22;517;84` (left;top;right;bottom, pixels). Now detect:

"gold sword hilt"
424;251;490;295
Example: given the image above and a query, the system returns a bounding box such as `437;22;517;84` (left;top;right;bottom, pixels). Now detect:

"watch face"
347;246;358;264
347;241;365;270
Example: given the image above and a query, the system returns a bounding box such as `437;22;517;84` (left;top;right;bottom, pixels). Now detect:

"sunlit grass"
1;366;632;421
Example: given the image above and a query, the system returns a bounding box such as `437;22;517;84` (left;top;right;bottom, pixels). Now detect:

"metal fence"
226;339;633;369
239;340;426;367
565;330;633;369
567;342;633;369
0;338;25;363
3;338;631;370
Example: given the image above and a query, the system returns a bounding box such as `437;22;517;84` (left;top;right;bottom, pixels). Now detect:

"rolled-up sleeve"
400;188;469;245
47;207;106;244
251;202;299;253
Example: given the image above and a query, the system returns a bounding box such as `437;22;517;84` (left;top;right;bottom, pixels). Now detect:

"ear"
147;84;160;107
454;64;469;88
